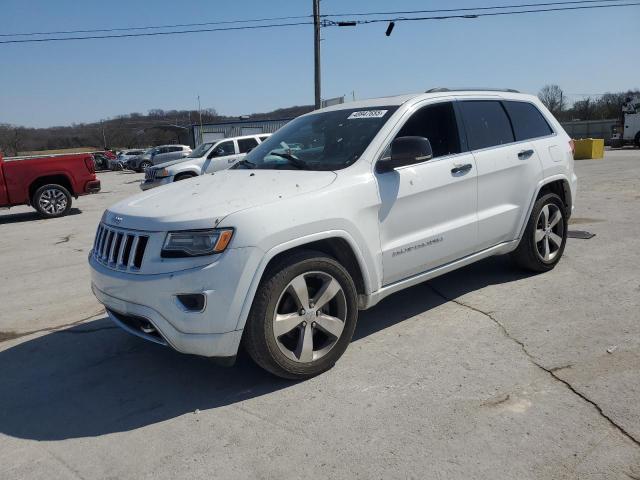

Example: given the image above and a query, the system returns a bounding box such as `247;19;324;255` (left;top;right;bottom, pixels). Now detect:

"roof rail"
425;87;520;93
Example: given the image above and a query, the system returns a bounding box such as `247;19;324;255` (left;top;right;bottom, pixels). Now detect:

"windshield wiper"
232;159;256;169
269;151;308;170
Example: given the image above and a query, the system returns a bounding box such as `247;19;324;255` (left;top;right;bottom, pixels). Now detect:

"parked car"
141;134;270;190
1;152;100;218
111;149;145;170
89;89;576;379
91;152;112;171
127;145;191;172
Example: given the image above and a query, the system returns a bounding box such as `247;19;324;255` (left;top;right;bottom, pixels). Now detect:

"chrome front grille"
145;168;157;181
92;224;149;271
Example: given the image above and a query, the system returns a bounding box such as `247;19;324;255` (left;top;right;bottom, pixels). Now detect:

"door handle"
451;163;472;175
518;149;534;160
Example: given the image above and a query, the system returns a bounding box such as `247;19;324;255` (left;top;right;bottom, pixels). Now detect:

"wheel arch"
28;174;75;202
235;231;372;331
517;175;572;241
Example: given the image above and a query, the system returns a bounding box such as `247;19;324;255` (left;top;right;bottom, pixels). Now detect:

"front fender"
233;229;374;331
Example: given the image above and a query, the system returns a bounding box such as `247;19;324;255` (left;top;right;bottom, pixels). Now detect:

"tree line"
0;105;313;156
538;85;639;122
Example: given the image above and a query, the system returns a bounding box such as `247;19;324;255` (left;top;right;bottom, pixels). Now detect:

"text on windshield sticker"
348;110;388;119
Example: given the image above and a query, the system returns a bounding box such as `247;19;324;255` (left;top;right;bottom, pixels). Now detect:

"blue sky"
1;0;639;128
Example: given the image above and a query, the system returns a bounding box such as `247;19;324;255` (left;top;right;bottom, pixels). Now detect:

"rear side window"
459;101;515;150
259;135;269;142
237;137;259;153
503;101;553;141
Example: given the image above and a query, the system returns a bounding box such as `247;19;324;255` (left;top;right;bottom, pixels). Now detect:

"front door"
376;101;479;285
204;140;240;173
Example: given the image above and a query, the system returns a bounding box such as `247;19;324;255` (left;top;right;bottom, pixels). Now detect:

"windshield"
236;106;398;171
188;142;215;158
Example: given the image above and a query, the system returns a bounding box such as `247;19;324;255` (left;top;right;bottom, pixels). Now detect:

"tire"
243;250;359;380
635;132;640;148
175;173;196;182
32;184;72;218
139;161;152;171
511;193;568;272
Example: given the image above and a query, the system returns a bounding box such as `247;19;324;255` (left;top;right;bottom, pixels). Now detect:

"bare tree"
538;85;566;116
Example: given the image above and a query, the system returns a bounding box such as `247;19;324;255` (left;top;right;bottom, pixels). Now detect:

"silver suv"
129;145;192;172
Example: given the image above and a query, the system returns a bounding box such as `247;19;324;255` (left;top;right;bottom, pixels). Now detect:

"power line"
0;0;626;40
327;2;640;26
0;2;638;45
323;0;630;17
0;21;313;44
0;14;312;37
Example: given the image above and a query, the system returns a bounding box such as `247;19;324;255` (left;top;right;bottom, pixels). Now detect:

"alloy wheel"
272;271;347;363
535;203;564;262
38;188;68;215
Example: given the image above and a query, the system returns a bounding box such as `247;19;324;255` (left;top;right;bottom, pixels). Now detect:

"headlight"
161;228;233;257
156;168;170;178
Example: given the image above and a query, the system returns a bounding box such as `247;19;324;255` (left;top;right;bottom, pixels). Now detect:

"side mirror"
376;136;433;173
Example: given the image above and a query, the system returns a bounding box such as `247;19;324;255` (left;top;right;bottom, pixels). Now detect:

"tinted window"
503;101;553;141
259;135;269;142
215;141;235;156
237;137;259;153
396;101;461;158
460;101;515;150
168;146;182;152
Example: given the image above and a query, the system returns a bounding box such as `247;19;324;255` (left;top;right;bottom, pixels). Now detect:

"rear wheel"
139;160;152;171
511;193;567;272
243;250;358;379
33;184;72;218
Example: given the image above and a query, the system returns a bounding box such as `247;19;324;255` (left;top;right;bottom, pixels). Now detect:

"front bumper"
89;246;260;358
140;175;172;191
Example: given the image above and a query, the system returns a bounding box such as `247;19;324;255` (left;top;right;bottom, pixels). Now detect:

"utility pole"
101;120;107;149
197;95;204;145
313;0;321;109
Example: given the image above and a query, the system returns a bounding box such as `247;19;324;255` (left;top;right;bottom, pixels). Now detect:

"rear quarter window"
459;101;515;150
503;101;554;141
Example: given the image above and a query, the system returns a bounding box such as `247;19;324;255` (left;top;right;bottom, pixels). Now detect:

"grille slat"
92;223;149;272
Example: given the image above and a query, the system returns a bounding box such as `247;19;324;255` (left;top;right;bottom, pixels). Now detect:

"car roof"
210;133;271;142
316;89;538;113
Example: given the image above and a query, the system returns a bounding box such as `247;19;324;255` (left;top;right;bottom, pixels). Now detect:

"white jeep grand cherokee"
89;89;577;379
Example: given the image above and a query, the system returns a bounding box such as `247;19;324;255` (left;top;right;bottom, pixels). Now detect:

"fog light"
177;294;206;312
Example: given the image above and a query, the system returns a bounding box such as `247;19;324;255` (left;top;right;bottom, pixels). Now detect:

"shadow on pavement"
0;208;82;225
0;255;531;441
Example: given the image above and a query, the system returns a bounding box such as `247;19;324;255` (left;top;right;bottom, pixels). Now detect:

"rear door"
459;100;544;249
376;100;479;285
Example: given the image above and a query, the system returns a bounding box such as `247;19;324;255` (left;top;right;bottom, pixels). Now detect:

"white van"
140;134;270;190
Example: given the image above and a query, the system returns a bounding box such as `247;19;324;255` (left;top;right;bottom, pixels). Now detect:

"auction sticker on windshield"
348;110;388;119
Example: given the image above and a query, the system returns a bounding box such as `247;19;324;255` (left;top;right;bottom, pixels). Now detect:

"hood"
103;169;337;231
152;157;197;169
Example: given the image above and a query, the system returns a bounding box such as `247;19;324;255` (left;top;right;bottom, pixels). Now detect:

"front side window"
395;102;461;158
237;106;398;171
459;101;515;150
213;141;235;157
238;137;259;153
503;101;553;141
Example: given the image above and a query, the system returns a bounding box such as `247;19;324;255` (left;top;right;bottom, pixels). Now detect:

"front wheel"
243;250;358;379
33;184;72;218
511;193;568;272
139;161;152;171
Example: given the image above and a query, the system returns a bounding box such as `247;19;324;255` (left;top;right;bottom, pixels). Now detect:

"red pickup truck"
0;152;101;218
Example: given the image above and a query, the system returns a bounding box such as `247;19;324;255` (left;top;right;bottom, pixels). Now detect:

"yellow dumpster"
573;138;604;160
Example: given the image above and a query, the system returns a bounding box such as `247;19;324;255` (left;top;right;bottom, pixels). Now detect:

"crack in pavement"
427;283;640;449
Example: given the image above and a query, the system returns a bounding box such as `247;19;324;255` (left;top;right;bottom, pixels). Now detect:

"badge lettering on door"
392;236;443;257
